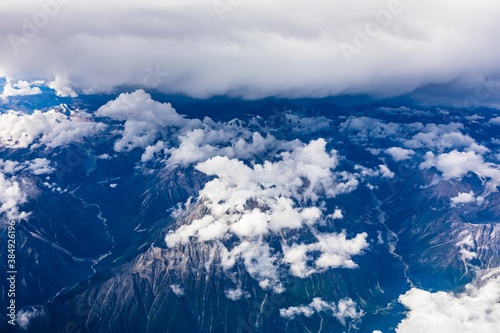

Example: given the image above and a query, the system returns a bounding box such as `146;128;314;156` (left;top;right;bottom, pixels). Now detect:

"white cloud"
280;297;364;326
163;124;288;169
450;191;483;207
1;1;500;105
170;284;185;297
0;160;22;174
225;288;249;301
489;117;500;125
0;109;106;149
396;274;500;333
376;106;432;117
0;171;27;220
96;90;190;152
165;139;367;291
455;232;478;263
331;209;343;220
403;123;478;153
283;231;368;278
141;140;165;162
1;158;54;176
16;307;44;331
48;75;78;98
356;164;395;179
465;114;484;121
1;80;41;99
420;150;500;180
385;147;415;161
164;128;229;167
339;117;402;142
25;158;54;175
97;153;112;160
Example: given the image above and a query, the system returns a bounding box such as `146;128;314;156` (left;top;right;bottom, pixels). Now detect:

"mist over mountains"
1;1;500;332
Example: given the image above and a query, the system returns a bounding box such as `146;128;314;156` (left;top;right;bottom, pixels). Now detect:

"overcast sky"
1;0;500;107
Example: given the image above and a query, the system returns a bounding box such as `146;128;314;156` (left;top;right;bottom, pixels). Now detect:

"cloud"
376;106;432;117
385;147;415;161
355;164;394;179
450;191;484;207
16;307;45;331
0;171;27;220
283;231;368;278
25;158;54;175
489;117;500;125
97;153;112;160
225;288;249;301
1;1;500;104
0;109;106;149
163;126;289;168
1;158;54;176
396;274;500;333
455;231;478;263
48;75;78;98
0;80;41;99
339;117;402;142
0;159;22;174
170;284;185;297
330;209;343;220
403;123;481;153
96;90;191;152
280;297;364;326
420;150;500;180
165;139;367;291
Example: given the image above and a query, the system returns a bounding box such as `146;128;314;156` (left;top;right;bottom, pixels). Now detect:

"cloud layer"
397;274;500;333
1;0;500;104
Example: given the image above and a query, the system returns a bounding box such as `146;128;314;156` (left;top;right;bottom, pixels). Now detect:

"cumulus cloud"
16;307;45;331
489;117;500;125
403;123;482;153
164;126;288;168
225;288;249;301
355;164;394;179
396;274;500;333
165;139;367;291
330;209;343;220
0;171;27;220
25;158;54;175
1;1;500;104
1;158;54;176
0;159;22;174
420;150;500;180
385;147;415;161
455;232;478;264
48;75;78;98
170;284;185;297
339;117;402;143
280;297;364;326
96;90;191;152
283;231;368;278
450;191;484;207
0;80;41;99
0;109;106;149
340;118;487;158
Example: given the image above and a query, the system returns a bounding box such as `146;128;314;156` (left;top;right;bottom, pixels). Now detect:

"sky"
0;0;500;107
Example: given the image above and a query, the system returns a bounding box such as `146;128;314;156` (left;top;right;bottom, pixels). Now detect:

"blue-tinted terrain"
1;88;499;333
